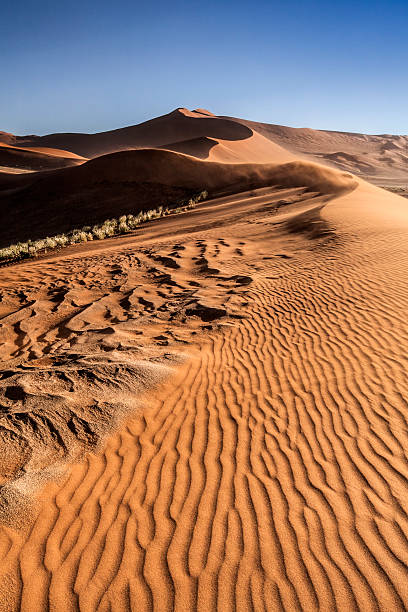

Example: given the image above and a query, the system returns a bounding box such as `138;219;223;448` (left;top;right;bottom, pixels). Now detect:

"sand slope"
158;131;294;164
0;150;345;247
0;142;86;172
1;157;408;610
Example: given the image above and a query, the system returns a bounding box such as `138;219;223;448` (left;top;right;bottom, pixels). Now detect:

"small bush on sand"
0;190;208;263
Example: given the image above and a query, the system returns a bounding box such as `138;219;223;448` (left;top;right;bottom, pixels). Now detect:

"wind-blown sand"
1;109;408;611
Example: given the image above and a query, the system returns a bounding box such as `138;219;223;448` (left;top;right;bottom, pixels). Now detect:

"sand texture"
0;109;408;611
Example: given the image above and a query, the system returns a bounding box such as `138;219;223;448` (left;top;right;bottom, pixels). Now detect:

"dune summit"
0;108;408;611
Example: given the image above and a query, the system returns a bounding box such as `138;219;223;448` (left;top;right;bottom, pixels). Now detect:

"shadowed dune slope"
158;137;217;159
0;149;353;247
2;176;408;610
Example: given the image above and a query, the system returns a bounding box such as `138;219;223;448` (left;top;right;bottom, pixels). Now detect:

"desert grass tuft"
0;191;208;263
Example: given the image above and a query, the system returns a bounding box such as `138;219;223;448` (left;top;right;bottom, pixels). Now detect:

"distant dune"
0;109;254;159
2;108;407;183
0;142;86;171
220;114;408;183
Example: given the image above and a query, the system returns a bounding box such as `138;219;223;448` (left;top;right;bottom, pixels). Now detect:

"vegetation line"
0;191;208;263
380;185;408;199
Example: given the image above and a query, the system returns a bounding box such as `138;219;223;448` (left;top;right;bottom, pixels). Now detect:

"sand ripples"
2;223;408;610
0;178;408;610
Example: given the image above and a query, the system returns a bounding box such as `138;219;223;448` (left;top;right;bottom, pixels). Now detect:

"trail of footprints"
0;237;251;364
0;237;253;492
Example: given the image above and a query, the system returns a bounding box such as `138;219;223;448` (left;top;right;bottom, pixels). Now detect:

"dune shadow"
284;201;337;241
158;136;217;159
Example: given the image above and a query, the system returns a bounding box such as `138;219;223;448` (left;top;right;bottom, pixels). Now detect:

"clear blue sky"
1;0;407;135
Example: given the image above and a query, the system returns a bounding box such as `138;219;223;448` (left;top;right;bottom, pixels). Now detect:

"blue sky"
1;0;407;135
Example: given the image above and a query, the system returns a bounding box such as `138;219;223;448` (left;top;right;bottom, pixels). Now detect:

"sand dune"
2;109;253;159
4;108;407;186
1;108;408;611
1;164;408;609
221;115;408;184
0;149;350;247
0;142;86;172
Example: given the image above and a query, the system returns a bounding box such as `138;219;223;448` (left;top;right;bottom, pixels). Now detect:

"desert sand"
0;109;408;611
